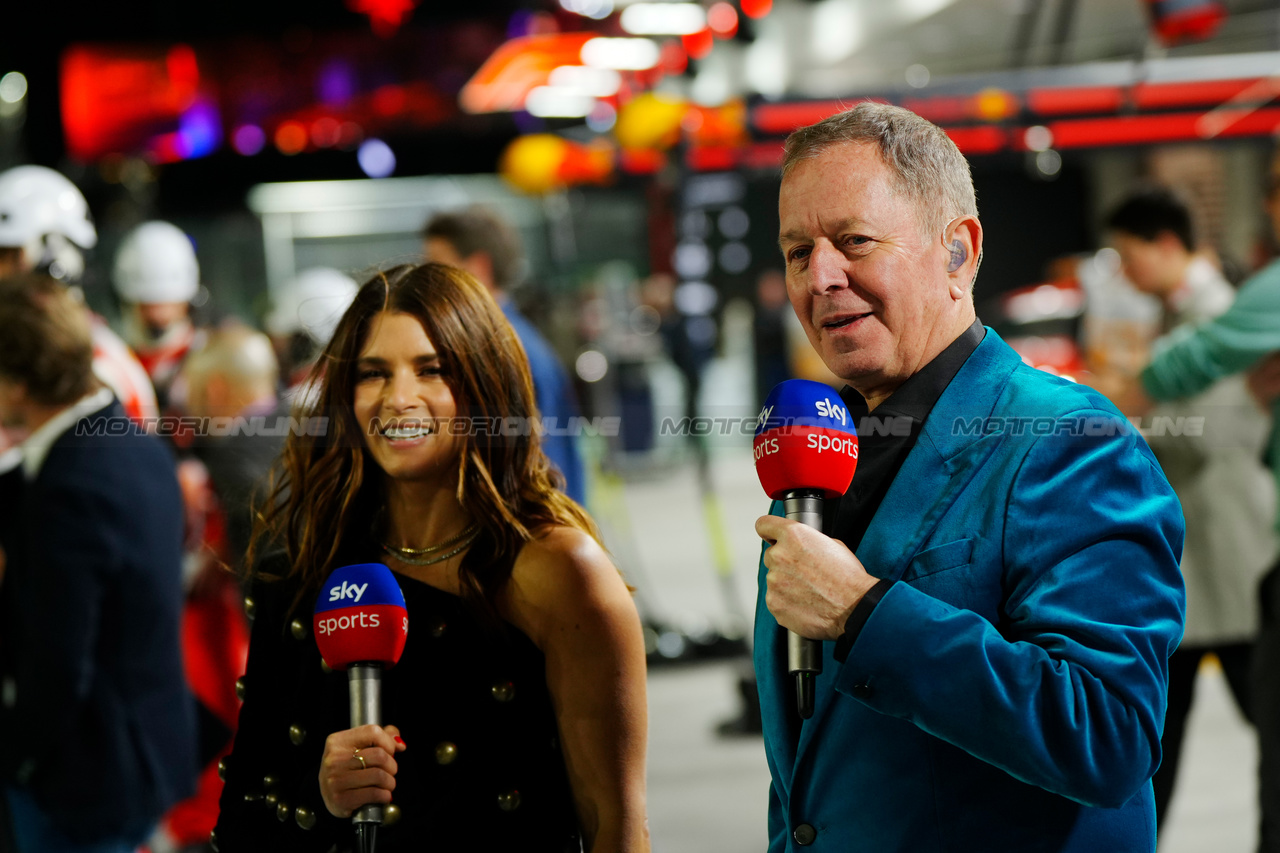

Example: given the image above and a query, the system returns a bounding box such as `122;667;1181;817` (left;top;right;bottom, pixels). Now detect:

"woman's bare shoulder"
502;524;635;647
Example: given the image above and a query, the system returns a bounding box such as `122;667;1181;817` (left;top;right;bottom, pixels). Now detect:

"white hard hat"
0;165;97;251
265;267;359;345
113;221;200;304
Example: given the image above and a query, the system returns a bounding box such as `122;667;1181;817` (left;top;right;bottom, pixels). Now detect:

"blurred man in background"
0;165;157;430
148;325;280;853
112;220;205;413
263;266;357;407
1103;155;1280;853
0;272;195;853
423;205;586;504
1104;187;1276;829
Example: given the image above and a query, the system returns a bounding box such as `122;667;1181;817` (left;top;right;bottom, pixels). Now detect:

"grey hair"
782;101;978;238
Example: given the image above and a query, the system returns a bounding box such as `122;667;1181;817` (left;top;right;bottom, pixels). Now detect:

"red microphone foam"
313;563;408;669
754;380;858;499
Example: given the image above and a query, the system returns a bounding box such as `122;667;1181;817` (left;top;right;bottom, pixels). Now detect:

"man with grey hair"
753;102;1185;851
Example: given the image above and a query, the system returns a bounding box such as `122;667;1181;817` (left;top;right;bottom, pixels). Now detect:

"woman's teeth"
384;425;431;439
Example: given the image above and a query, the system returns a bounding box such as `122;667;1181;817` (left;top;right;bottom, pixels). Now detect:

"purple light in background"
232;124;266;155
317;60;356;106
177;98;222;159
507;9;535;38
357;138;396;178
512;111;544;134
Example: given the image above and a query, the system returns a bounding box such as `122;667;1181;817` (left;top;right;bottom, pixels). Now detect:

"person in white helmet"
0;165;157;455
112;220;206;412
263;266;358;406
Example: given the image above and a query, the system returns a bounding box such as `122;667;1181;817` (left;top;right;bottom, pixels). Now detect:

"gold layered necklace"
380;522;480;566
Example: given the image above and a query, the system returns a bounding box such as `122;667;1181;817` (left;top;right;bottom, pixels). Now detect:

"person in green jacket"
1109;171;1280;853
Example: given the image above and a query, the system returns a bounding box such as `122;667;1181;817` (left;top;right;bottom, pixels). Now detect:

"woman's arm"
505;526;651;853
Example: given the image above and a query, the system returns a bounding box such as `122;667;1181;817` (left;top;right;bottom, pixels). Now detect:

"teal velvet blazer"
755;328;1186;853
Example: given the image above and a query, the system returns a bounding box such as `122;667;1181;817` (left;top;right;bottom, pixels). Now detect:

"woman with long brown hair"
213;263;649;852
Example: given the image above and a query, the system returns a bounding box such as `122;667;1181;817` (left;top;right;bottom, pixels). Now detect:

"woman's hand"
318;724;407;818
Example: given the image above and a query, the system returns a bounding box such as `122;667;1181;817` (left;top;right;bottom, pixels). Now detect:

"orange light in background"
740;0;772;19
460;32;595;114
973;88;1019;122
274;122;308;155
682;27;715;59
685;100;747;148
708;3;739;37
61;44;201;161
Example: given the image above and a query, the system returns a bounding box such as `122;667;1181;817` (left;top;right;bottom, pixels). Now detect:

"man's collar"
21;387;114;480
841;319;986;422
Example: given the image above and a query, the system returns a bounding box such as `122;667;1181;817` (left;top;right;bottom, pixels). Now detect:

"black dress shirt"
827;319;986;661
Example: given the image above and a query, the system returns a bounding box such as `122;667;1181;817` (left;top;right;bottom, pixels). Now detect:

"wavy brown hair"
248;262;599;621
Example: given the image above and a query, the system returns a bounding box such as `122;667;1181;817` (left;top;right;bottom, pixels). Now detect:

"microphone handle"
783;491;824;720
349;663;383;852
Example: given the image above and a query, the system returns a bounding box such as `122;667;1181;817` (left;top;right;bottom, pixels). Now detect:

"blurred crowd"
7;133;1280;851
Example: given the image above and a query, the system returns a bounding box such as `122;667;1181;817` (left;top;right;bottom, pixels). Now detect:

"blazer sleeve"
833;410;1186;809
1141;259;1280;401
5;478;117;769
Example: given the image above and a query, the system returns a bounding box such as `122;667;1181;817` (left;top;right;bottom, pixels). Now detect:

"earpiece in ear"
947;239;967;272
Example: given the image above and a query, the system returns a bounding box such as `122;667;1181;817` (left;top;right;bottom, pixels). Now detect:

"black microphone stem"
783;490;825;720
349;662;383;853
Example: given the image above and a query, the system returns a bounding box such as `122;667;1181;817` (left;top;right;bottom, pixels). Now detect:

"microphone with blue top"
754;380;859;720
314;563;408;853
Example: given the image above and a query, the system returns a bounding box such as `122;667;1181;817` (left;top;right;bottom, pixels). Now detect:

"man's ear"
943;215;983;298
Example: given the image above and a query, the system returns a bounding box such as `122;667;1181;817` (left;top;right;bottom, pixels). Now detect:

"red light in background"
618;148;665;174
682;28;715;60
740;0;772;19
708;3;739;38
659;40;689;75
1144;0;1226;45
61;44;202;161
372;85;407;116
311;117;342;147
346;0;420;38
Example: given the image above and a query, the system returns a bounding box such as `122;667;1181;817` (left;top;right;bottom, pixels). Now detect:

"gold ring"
353;748;366;770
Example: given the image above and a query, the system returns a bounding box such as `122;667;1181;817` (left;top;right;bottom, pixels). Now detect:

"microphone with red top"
314;563;408;853
754;380;858;720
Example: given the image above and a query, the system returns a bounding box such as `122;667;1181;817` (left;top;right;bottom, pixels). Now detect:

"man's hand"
755;515;878;641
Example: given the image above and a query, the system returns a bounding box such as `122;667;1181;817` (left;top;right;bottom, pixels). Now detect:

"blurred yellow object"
615;93;688;151
973;88;1019;122
499;134;614;194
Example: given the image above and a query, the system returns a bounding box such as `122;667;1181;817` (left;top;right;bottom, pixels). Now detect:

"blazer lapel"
791;328;1022;767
